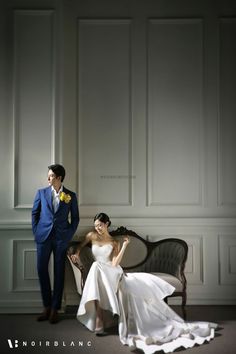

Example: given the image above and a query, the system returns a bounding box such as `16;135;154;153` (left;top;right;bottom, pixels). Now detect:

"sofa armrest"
67;255;83;294
67;242;94;293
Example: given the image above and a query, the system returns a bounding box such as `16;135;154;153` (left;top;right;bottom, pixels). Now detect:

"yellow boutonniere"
60;192;71;204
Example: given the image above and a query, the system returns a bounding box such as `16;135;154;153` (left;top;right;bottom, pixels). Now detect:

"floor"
0;306;235;354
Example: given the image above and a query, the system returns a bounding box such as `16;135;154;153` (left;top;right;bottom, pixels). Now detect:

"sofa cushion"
152;272;183;292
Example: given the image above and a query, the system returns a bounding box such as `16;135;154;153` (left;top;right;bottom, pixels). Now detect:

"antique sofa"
65;226;188;319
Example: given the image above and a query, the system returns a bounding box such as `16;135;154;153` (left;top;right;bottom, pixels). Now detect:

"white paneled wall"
0;0;236;313
218;18;236;207
78;19;132;206
147;19;203;207
13;10;56;208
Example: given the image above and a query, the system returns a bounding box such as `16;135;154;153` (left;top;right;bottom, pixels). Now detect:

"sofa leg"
182;293;187;320
182;305;186;320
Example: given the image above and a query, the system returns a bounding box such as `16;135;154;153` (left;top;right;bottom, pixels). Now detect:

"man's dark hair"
48;164;66;182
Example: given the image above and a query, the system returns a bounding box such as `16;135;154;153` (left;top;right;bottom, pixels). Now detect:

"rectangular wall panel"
218;18;236;206
12;239;54;292
147;19;203;206
78;19;133;206
13;10;55;208
24;250;38;280
184;235;204;285
219;234;236;286
12;240;39;291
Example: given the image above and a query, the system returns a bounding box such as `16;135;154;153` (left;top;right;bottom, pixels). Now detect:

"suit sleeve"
31;190;41;235
70;193;80;235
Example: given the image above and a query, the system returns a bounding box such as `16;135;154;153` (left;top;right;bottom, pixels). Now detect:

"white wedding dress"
77;243;217;354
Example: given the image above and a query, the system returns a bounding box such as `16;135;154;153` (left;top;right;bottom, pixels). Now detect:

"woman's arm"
112;236;130;267
70;231;93;263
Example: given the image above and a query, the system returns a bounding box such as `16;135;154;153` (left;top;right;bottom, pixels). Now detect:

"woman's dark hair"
48;164;66;182
94;212;111;227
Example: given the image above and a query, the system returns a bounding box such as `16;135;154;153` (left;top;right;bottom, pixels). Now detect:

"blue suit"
32;186;79;310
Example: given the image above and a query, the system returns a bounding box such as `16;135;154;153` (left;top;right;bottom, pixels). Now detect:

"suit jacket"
32;186;79;244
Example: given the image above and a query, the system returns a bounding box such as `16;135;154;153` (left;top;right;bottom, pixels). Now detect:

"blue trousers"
36;231;68;310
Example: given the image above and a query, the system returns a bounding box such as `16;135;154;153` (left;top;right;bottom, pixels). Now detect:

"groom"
32;164;79;323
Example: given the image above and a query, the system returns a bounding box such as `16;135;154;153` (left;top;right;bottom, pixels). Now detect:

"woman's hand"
70;252;80;264
123;236;130;247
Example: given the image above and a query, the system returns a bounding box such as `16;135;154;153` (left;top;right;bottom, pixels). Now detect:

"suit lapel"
56;187;69;213
45;187;53;213
63;186;68;195
55;186;66;213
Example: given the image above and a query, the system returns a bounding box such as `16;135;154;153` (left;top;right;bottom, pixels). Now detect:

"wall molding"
1;218;236;229
217;17;236;207
12;239;39;292
77;18;133;207
218;234;236;285
13;9;56;209
146;18;204;207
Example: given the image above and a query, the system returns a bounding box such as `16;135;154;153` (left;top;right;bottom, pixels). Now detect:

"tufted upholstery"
67;226;188;319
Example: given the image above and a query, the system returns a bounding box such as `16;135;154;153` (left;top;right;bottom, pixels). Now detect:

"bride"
70;213;217;354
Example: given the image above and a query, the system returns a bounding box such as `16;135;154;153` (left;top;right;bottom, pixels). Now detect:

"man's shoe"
49;309;59;324
37;307;51;322
94;327;108;336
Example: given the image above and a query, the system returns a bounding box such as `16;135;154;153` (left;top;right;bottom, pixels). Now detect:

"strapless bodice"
92;243;113;263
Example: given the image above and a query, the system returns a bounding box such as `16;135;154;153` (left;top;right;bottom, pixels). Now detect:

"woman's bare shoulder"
86;231;99;241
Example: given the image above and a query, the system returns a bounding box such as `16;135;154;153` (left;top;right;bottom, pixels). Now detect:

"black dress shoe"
49;309;59;324
37;307;51;322
94;327;108;336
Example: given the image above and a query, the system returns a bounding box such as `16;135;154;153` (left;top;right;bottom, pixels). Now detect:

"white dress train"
77;244;217;354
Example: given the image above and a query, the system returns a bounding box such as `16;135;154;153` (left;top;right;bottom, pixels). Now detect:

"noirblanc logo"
8;339;18;348
7;339;92;349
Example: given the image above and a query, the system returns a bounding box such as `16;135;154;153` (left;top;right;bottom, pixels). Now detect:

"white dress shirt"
51;185;63;212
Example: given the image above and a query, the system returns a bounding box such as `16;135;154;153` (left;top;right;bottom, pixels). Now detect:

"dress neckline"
92;242;113;248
